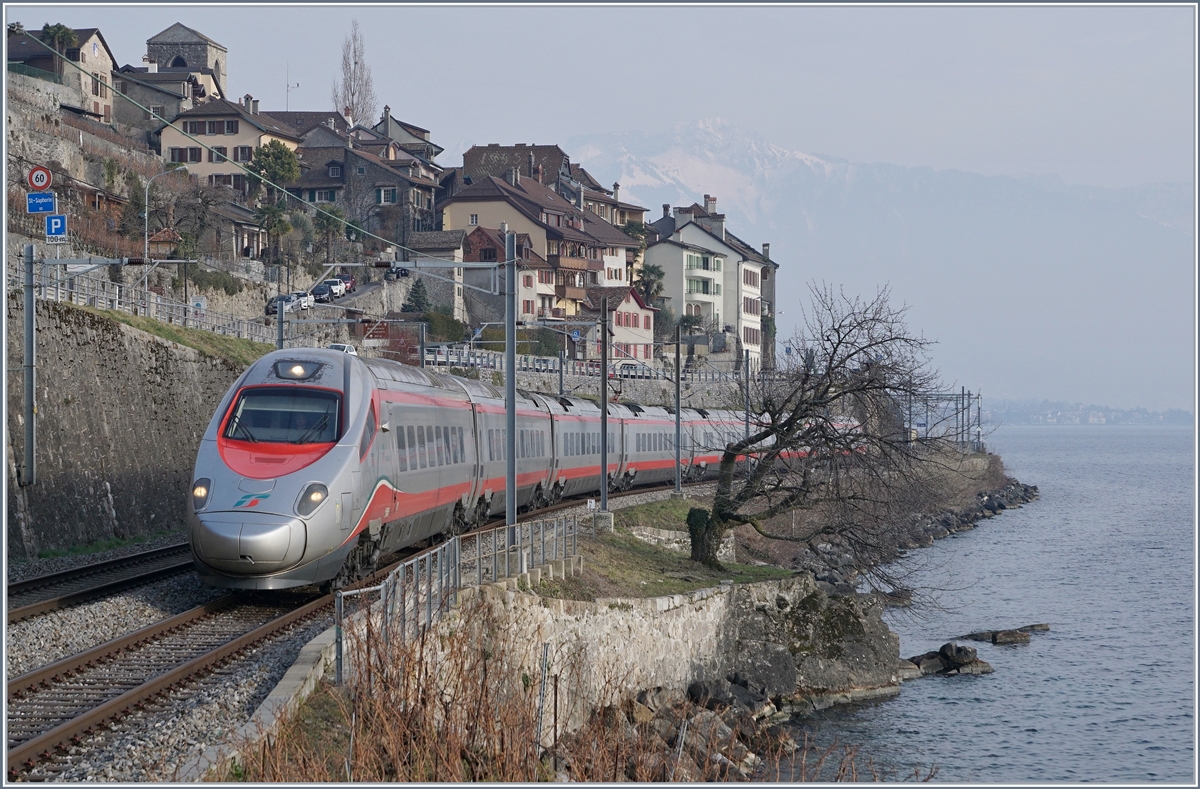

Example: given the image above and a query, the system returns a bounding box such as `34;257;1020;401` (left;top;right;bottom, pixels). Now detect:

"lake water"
784;425;1195;782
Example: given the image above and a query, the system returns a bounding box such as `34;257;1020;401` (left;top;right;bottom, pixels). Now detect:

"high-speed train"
188;348;755;590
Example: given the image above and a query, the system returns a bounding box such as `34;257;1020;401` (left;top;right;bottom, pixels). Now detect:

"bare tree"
331;19;377;127
687;283;964;593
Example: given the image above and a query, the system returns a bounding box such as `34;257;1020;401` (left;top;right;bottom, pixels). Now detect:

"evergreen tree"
400;278;430;313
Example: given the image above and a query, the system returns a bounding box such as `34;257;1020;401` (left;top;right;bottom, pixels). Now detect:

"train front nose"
191;511;308;575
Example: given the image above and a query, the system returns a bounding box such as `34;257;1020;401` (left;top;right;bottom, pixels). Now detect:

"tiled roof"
582;285;656;313
570;164;608;192
164;99;303;141
581;212;638;246
266;111;349;136
407;230;467;251
462;143;570;185
148;227;183;243
148;22;226;51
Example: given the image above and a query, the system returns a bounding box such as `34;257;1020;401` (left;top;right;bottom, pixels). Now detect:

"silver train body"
189;349;753;590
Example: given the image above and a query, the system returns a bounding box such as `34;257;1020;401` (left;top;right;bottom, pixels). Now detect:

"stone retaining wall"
5;295;243;559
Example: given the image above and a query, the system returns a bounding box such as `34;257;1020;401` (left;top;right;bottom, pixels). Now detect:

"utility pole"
558;349;564;397
22;245;36;485
744;348;751;442
276;298;284;350
600;296;609;513
674;324;682;494
504;224;517;527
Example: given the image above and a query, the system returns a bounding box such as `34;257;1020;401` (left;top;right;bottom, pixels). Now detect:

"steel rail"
5;593;328;776
5;557;408;778
7;544;193;623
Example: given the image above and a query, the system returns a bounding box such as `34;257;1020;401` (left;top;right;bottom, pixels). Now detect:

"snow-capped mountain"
568;120;1194;411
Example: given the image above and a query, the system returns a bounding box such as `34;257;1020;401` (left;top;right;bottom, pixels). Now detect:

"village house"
645;195;774;366
405;229;468;322
582;286;658;362
158;96;302;191
8;27;118;122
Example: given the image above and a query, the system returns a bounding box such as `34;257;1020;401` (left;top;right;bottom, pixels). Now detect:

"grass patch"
536;507;793;602
611;497;696;532
78;304;274;368
35;528;182;560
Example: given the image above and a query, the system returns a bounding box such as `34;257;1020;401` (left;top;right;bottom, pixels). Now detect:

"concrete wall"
5;295;244;559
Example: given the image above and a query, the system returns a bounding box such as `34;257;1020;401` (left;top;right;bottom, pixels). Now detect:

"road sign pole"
504;225;517;528
22;245;36;486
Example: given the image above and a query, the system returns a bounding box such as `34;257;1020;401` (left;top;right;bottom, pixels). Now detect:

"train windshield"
224;388;341;444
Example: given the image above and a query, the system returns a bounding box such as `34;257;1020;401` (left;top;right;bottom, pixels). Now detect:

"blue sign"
45;214;67;239
785;346;793;355
571;329;581;341
27;193;55;214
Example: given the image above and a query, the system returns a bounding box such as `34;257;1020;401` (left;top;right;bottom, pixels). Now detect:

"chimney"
533;164;543;181
243;94;253;110
762;243;770;259
505;167;519;187
381;104;390;124
613;182;620;204
143;54;157;73
529;151;535;178
705;194;717;214
662;203;670;218
251;99;259;115
343;105;353;128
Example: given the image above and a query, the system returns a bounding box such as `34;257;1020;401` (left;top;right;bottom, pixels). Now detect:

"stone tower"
146;23;228;89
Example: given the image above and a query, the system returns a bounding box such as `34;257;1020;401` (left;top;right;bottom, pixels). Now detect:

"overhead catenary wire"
19;33;497;268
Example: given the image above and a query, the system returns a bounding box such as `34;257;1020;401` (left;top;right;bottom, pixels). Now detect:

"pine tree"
400;278;430;313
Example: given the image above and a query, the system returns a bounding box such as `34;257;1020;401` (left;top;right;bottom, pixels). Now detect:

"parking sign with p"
45;214;68;243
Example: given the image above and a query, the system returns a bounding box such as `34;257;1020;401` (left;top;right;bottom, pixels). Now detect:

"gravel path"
6;572;227;678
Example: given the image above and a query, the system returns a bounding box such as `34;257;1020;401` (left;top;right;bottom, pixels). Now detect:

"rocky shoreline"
549;473;1043;779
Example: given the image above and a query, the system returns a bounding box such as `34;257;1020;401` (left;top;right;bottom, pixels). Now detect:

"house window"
103;104;111;123
480;248;496;262
225;120;239;134
743;327;761;347
378;188;396;204
329;165;342;178
169;147;186;163
645;314;652;332
645;344;652;358
206;120;222;135
148;105;164;120
315;190;335;202
522;299;535;314
538;270;553;284
208;146;228;163
523;275;533;289
632;314;640;329
186;120;206;135
743;268;759;288
469;214;478;226
232;174;246;191
548;240;559;255
233;146;253;162
188;147;202;163
357;166;365;175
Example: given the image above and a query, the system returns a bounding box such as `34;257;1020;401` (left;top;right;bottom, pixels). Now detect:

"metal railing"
419;346;739;382
334;514;581;684
7;265;283;345
8;62;65;85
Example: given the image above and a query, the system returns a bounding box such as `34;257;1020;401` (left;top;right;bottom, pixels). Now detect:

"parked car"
312;283;333;303
335;273;356;292
328;343;358;355
385;266;410;281
323;278;347;298
265;294;299;315
290;291;314;310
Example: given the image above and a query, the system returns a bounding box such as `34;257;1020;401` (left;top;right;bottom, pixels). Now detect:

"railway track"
6;544;194;624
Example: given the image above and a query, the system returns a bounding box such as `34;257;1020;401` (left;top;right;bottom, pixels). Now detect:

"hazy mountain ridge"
568;119;1194;412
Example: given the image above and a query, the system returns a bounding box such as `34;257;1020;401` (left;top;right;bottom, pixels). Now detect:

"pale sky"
7;4;1194;189
5;3;1197;411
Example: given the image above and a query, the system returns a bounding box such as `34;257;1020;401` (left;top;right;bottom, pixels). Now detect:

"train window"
457;426;465;463
488;429;495;462
450;427;460;464
359;405;377;460
224;388;340;444
417;426;428;469
407;426;417;469
433;426;444;466
397;426;407;472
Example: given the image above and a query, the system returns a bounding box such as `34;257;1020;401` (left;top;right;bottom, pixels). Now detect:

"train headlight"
274;360;322;380
296;483;329;517
192;478;212;511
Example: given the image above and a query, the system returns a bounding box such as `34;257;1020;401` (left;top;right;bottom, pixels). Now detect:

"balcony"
537;307;566;320
549;254;603;271
554;284;587;301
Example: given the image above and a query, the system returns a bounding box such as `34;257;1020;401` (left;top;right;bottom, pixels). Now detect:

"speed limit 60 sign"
28;166;52;191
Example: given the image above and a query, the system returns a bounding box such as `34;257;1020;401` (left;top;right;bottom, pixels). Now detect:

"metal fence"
7;62;64;85
420;346;739;382
334;514;581;684
8;265;283;345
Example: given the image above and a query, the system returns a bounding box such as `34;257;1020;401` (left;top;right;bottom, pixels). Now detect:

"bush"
188;268;245;296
